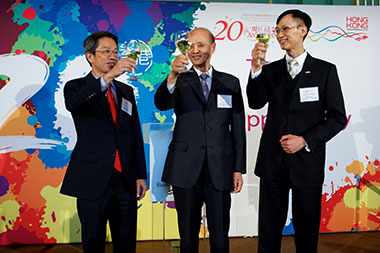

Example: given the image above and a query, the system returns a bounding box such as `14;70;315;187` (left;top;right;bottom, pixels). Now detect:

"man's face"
276;14;307;52
86;37;118;77
188;29;215;71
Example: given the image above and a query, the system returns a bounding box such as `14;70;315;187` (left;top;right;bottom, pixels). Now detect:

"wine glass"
256;32;270;65
119;40;141;81
174;30;193;73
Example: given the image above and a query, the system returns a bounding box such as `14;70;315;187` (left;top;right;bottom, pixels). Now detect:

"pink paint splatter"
97;20;109;31
22;7;37;20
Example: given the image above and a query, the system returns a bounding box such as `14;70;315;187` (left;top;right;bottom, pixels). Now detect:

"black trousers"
77;169;137;253
258;165;322;253
172;162;231;253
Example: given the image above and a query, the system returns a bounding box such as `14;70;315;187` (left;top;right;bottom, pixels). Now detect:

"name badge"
121;98;132;116
299;87;319;103
217;94;232;108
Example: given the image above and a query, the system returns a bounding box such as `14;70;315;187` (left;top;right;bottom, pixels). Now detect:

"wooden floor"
1;231;379;252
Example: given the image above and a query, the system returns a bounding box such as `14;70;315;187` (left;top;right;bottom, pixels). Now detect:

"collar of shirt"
286;51;307;76
194;66;213;80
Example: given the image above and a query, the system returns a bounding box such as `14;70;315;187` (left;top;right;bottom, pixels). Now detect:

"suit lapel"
84;74;115;127
208;70;224;107
186;70;207;105
277;58;292;94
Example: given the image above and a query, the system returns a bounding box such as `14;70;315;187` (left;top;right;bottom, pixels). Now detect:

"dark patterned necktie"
107;85;122;172
200;73;209;100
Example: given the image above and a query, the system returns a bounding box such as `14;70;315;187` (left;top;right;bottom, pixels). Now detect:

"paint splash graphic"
321;158;380;232
0;0;203;245
308;26;368;42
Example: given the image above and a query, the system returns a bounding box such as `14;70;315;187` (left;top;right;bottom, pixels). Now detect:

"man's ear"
86;52;94;64
211;42;216;54
301;25;308;37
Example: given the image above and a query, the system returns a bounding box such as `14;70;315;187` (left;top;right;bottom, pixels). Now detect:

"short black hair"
276;9;312;40
83;31;118;54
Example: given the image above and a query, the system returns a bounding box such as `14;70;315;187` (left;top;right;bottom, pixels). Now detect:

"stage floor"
1;231;379;252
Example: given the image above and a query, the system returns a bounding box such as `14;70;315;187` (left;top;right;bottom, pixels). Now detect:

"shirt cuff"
250;68;262;79
167;82;176;94
304;142;311;152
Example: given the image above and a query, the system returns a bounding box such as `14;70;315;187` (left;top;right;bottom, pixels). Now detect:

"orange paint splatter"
346;160;365;176
366;163;376;176
345;176;353;185
321;168;380;232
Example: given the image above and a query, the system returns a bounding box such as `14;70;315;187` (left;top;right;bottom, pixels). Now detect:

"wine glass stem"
131;68;136;78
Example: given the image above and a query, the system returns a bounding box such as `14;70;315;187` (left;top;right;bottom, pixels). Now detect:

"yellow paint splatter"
343;185;380;209
0;200;20;233
40;184;81;243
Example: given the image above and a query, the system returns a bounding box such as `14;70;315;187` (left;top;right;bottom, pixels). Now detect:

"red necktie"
107;86;122;172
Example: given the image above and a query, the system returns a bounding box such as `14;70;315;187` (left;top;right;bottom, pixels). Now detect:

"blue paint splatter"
27;115;38;126
0;176;9;197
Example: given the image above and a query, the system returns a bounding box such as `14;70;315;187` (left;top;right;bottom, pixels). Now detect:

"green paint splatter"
172;4;204;27
10;1;64;66
140;59;173;92
155;112;166;123
147;21;166;49
0;75;9;81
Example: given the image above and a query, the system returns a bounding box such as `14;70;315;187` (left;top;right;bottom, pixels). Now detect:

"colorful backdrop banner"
0;0;379;245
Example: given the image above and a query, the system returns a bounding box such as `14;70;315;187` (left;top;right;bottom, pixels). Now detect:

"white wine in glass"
256;33;270;65
120;40;141;81
175;30;192;73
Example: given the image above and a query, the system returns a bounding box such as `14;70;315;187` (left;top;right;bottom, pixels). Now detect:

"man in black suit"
246;10;347;252
155;28;246;252
60;31;147;253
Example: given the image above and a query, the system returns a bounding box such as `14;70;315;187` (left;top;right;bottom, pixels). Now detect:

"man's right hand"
251;42;269;72
167;54;189;84
103;58;137;84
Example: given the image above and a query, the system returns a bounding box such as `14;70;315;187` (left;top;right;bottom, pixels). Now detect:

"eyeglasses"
274;25;301;35
95;50;118;56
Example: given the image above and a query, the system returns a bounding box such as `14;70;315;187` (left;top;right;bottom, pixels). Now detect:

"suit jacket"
154;68;246;191
60;73;147;199
246;54;347;187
